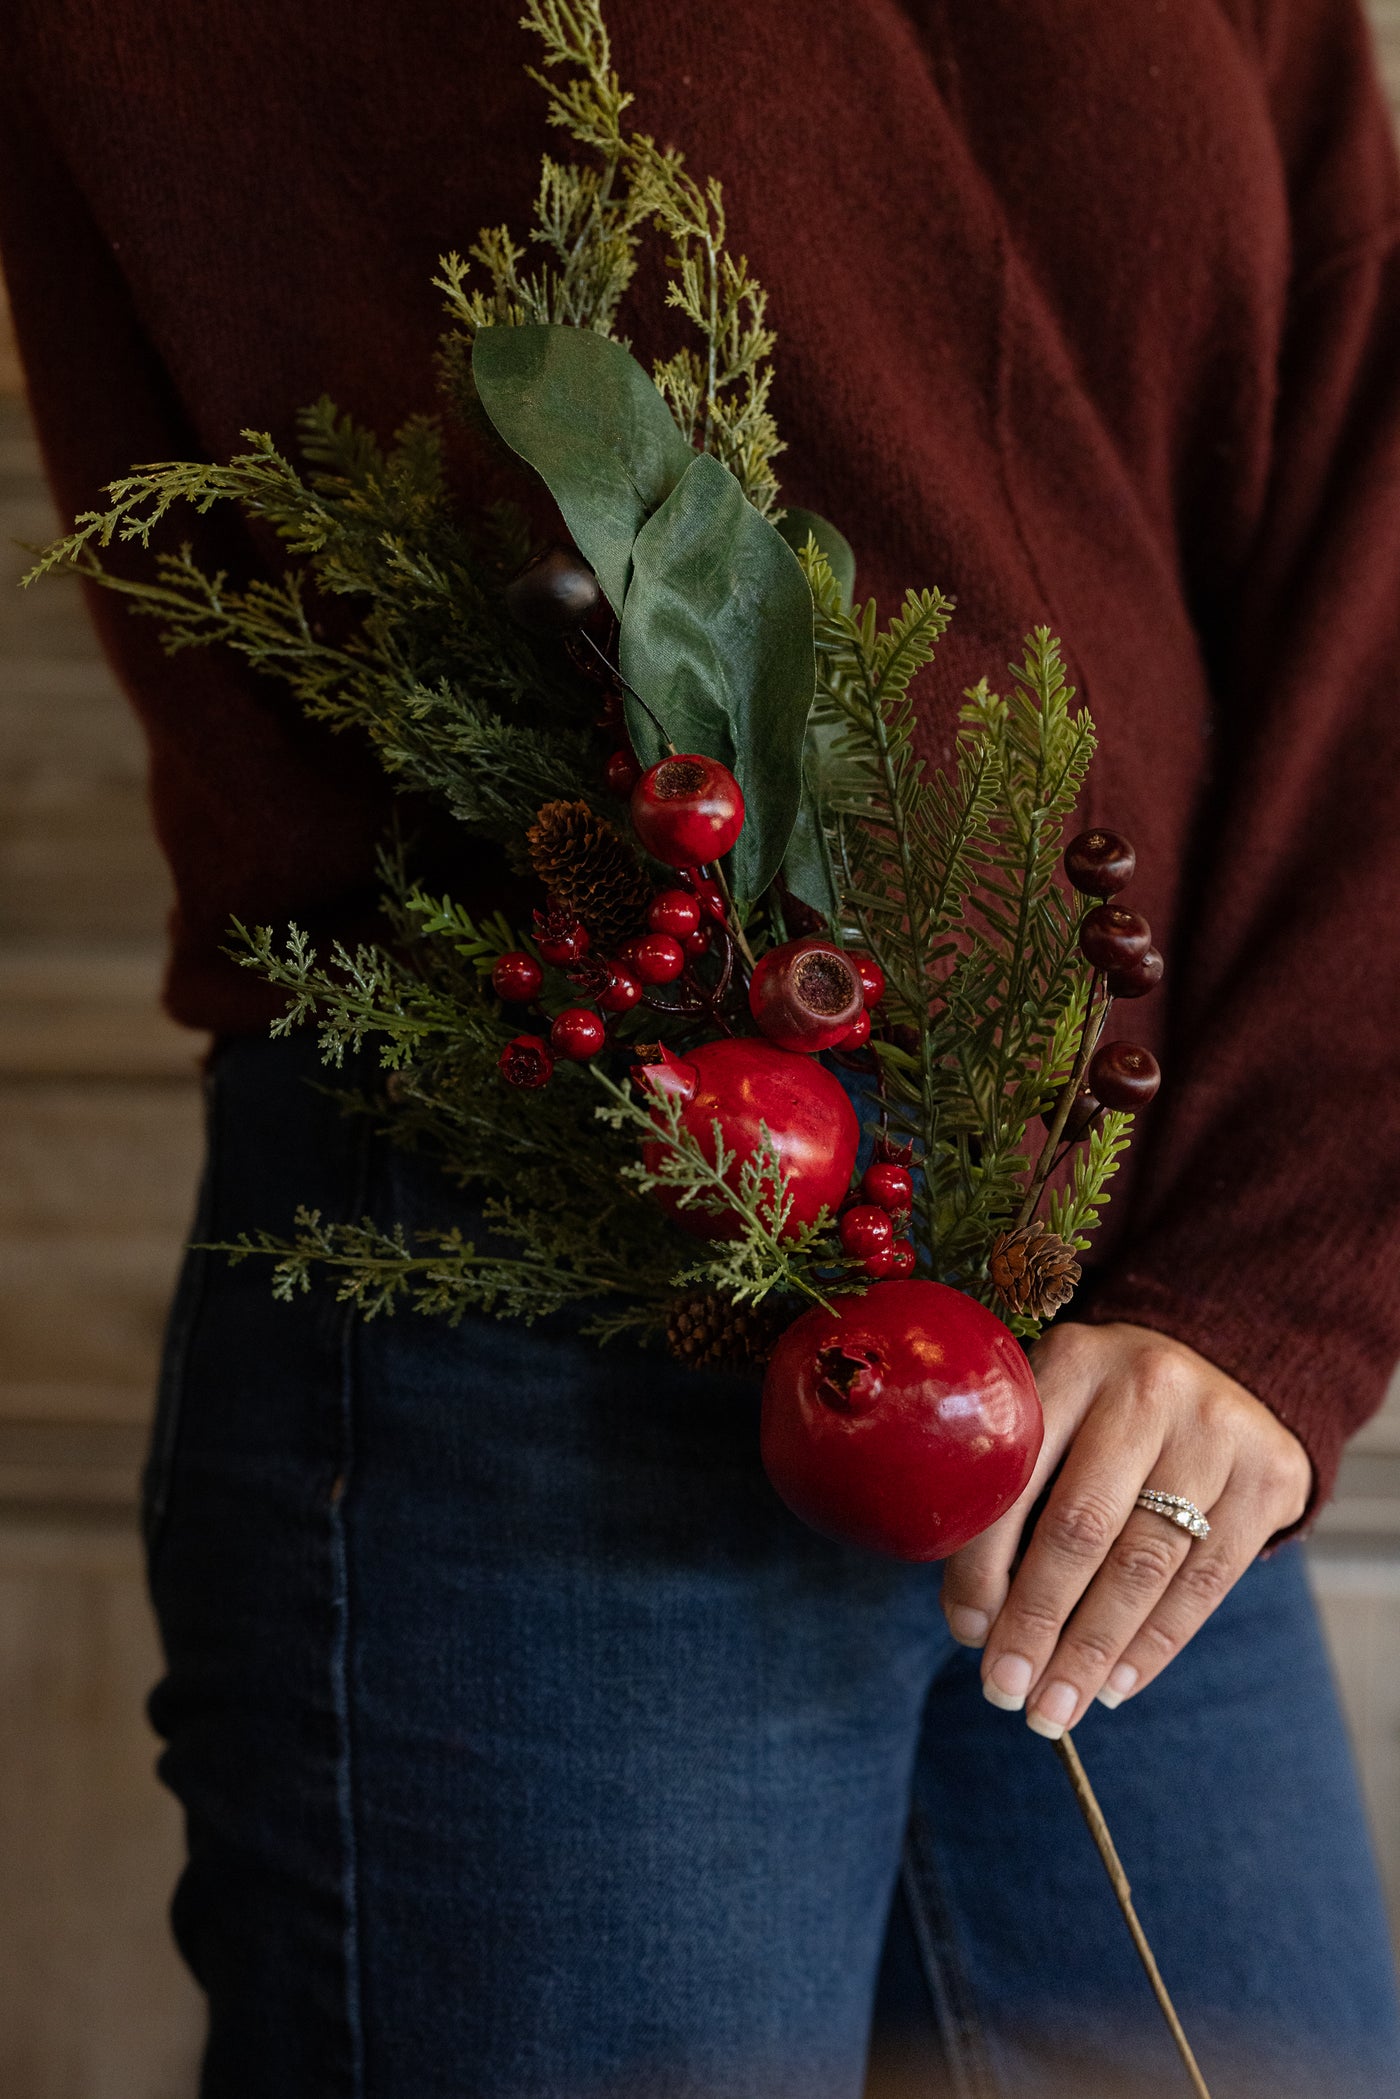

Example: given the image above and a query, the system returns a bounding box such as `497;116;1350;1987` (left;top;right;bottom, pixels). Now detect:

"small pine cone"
988;1223;1082;1320
527;798;652;949
665;1290;786;1374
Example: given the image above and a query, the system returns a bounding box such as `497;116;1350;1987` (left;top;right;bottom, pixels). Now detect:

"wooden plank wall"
4;12;1400;2089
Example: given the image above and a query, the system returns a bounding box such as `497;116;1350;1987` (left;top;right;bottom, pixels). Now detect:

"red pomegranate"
761;1280;1043;1560
638;1037;859;1241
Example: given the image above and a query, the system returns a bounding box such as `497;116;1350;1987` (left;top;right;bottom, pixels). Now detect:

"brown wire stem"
1053;1733;1214;2099
1014;973;1109;1230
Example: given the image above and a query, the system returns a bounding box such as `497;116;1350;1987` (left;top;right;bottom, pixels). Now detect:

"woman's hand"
939;1321;1312;1735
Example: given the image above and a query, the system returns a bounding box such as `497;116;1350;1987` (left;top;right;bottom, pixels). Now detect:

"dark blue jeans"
145;1034;1400;2098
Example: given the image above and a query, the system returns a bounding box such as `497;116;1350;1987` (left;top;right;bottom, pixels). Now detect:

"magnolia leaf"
471;325;693;613
619;451;816;903
778;506;856;609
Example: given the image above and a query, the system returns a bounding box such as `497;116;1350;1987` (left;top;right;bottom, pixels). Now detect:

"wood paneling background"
4;12;1400;2090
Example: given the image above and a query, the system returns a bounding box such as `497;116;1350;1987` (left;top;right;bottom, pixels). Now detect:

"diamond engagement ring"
1135;1490;1211;1541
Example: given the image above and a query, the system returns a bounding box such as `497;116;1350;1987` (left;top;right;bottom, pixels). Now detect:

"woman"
2;1;1398;2092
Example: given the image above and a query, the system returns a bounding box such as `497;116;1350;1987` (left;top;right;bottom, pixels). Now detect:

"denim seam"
900;1811;1001;2099
327;1116;375;2098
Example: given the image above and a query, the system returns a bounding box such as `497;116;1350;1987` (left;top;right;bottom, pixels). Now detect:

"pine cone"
665;1290;786;1374
526;799;652;949
988;1223;1082;1320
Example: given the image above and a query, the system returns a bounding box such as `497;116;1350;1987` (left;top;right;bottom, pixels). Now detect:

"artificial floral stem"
574;629;677;754
1013;973;1108;1229
708;859;758;973
1052;1734;1214;2099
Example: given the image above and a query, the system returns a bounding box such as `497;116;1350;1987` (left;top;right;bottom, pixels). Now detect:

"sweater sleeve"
1081;0;1400;1517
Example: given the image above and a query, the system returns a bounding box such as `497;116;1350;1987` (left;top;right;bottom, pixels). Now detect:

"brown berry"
505;548;601;633
1080;904;1152;972
1065;829;1136;897
1087;1040;1161;1110
1107;946;1164;1000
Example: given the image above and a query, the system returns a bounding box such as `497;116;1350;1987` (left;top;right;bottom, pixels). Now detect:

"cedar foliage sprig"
437;0;782;512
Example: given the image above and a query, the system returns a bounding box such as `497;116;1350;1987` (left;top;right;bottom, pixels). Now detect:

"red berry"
761;1280;1044;1560
630;755;745;868
862;1163;913;1214
1064;829;1136;897
499;1034;554;1089
1107;946;1164;1000
639;1038;860;1242
1079;904;1152;972
504;548;602;633
691;880;727;923
887;1239;917;1277
852;954;886;1007
630;933;686;986
550;1008;607;1061
749;938;864;1054
683;924;712;958
604;747;641;797
1088;1039;1162;1110
839;1205;895;1261
839;1010;872;1049
533;907;590;968
491;951;543;1004
598;968;643;1014
648;888;702;938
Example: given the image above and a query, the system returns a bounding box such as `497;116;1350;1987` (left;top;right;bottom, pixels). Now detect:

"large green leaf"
778;505;856;609
619;451;816;903
471;326;693;614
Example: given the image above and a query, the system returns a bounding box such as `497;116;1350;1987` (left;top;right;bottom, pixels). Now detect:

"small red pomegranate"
748;938;865;1053
761;1280;1043;1560
638;1036;858;1241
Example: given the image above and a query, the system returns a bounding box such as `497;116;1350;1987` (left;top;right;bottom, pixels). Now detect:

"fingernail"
1028;1680;1078;1738
982;1653;1033;1711
947;1606;990;1648
1096;1663;1138;1710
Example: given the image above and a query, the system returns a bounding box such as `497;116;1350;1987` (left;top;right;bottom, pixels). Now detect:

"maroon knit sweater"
3;0;1399;1509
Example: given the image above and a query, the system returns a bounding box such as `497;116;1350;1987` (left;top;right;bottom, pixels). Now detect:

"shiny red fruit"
1064;829;1136;897
683;924;711;958
862;1163;913;1214
1079;904;1152;972
852;954;886;1007
1107;946;1164;1000
550;1008;607;1061
598;968;643;1014
887;1239;917;1277
839;1205;894;1260
749;938;865;1054
498;1034;554;1089
604;747;641;797
639;1037;859;1242
1088;1039;1162;1110
648;888;702;938
629;933;687;985
691;880;727;922
760;1280;1043;1561
839;1010;872;1049
491;951;544;1004
534;908;590;968
631;755;745;868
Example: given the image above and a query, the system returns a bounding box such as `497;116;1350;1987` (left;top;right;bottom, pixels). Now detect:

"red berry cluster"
835;1153;916;1278
1063;828;1164;1119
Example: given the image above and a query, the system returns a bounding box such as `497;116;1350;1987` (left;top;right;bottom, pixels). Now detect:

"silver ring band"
1135;1490;1211;1541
